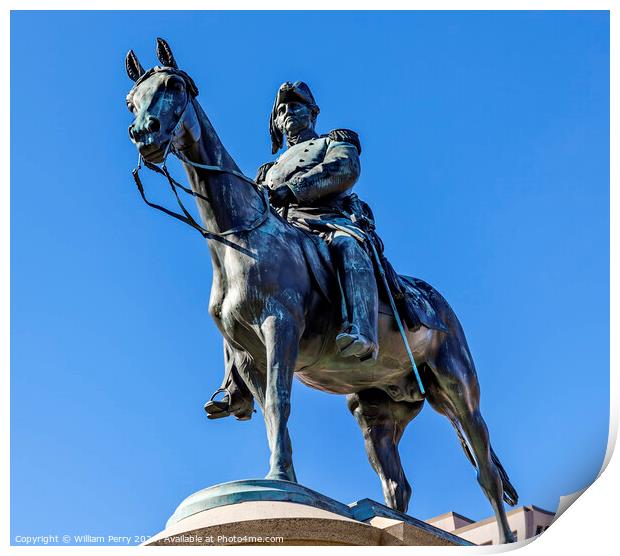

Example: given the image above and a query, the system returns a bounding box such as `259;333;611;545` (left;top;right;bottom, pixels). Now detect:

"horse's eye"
167;77;185;92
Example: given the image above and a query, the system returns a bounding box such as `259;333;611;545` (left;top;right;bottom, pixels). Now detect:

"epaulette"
255;161;276;184
327;129;362;155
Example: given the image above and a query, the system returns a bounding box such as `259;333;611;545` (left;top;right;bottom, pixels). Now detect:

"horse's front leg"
260;313;300;482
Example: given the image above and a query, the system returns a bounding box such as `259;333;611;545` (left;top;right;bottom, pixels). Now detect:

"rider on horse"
205;81;417;420
262;81;379;361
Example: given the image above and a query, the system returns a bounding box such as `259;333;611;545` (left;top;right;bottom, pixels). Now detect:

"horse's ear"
156;37;178;69
125;50;145;82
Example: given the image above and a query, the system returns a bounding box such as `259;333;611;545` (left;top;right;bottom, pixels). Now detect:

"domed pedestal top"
166;478;354;528
145;479;473;546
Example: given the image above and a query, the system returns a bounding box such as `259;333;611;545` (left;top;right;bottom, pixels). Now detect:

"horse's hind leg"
347;388;423;513
426;340;518;543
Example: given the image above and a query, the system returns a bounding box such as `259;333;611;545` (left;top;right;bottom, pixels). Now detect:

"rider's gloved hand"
269;184;295;207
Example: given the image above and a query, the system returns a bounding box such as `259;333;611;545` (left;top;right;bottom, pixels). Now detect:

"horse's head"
125;38;201;163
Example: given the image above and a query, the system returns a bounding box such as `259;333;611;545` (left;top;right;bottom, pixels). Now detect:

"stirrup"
208;387;231;403
204;388;233;419
204;387;255;421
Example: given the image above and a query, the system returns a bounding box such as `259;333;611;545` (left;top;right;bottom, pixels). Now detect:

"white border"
3;2;616;554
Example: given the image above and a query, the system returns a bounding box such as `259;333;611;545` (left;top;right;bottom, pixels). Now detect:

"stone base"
145;479;472;546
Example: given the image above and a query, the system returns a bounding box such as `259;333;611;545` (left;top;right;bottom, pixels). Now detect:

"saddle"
296;227;448;333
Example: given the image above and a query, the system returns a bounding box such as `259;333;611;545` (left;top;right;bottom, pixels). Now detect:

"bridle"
131;70;270;241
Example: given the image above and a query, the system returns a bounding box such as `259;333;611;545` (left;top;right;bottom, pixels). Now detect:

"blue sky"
11;11;609;545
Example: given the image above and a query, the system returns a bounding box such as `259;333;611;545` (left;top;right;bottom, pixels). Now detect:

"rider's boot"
204;341;255;420
330;235;379;362
204;385;255;420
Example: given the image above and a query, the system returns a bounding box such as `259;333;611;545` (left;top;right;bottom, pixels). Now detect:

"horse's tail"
454;424;519;507
491;446;519;506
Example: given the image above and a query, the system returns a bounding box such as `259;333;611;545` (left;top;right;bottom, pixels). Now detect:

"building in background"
426;505;555;545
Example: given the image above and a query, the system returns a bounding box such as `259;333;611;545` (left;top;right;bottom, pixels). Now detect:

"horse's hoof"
502;531;517;544
265;471;296;482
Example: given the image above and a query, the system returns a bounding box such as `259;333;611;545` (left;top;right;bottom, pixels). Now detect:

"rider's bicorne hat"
269;81;320;154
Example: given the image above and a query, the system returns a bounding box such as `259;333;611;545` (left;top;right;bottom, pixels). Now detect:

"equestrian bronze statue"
125;38;519;544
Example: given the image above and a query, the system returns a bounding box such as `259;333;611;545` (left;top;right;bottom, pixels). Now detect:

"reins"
131;89;270;241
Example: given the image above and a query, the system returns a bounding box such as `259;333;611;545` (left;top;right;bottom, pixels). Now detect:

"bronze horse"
125;39;518;543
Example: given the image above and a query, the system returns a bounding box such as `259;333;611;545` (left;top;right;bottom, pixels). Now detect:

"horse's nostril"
128;125;137;140
146;117;160;133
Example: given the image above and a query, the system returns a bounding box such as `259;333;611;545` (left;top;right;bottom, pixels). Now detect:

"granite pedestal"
145;479;472;546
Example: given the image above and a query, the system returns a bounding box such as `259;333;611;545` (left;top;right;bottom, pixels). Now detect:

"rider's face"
275;101;314;137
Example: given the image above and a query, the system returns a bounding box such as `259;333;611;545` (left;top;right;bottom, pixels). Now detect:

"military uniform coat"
256;129;447;332
257;129;367;242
